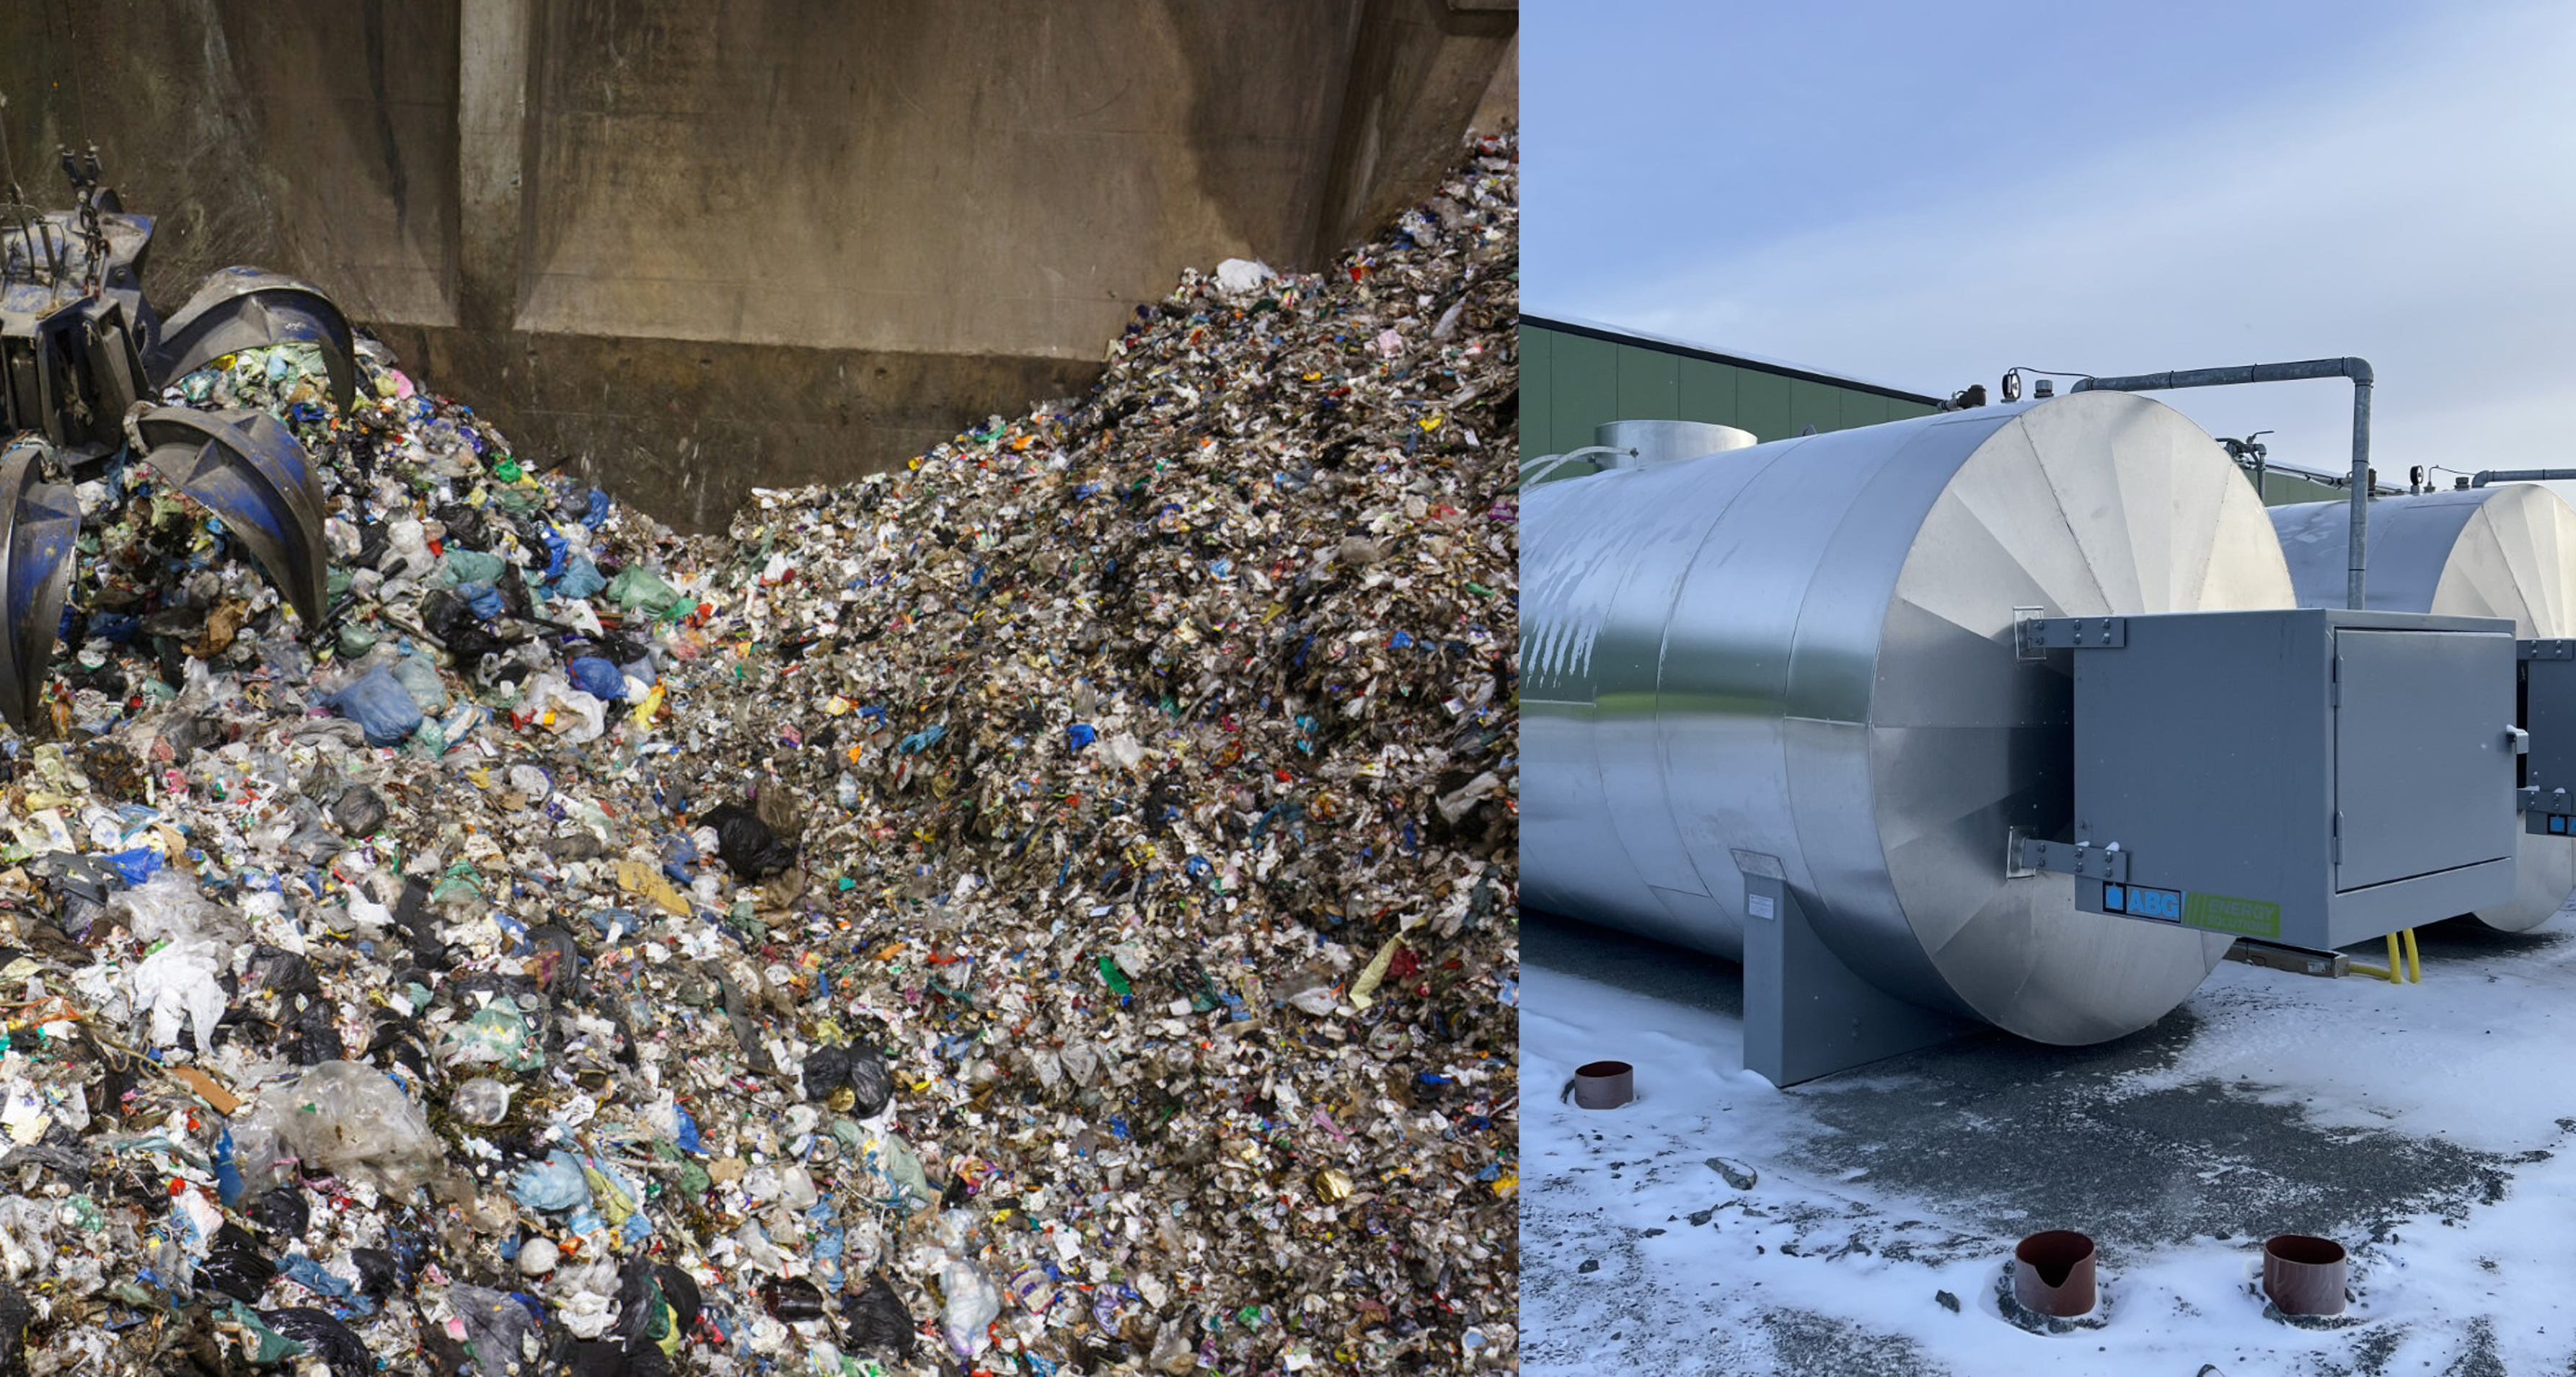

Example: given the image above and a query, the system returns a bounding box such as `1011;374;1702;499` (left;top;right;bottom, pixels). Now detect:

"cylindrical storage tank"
1522;392;2296;1043
1594;419;1756;469
2270;484;2576;930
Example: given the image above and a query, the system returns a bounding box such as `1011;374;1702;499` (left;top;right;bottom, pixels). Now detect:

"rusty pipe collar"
1572;1060;1633;1110
2012;1231;2098;1317
2263;1234;2347;1316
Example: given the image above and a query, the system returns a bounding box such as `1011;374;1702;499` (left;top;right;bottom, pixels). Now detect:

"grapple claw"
143;267;356;416
128;406;330;629
5;167;352;718
0;438;79;732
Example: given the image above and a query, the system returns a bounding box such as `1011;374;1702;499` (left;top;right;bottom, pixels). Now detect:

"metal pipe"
2072;358;2376;608
1518;448;1621;487
2262;1234;2349;1316
2011;1231;2099;1318
2471;469;2576;488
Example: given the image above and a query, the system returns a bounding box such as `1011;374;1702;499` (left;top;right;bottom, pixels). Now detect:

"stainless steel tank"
1523;391;2296;1044
1594;419;1757;469
2270;484;2576;931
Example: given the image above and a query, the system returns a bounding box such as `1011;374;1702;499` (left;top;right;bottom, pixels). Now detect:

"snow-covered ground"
1520;908;2576;1376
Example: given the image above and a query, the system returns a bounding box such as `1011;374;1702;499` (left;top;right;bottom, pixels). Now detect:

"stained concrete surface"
2;0;1514;530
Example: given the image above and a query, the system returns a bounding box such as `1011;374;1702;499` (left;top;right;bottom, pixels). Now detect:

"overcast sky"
1525;0;2576;492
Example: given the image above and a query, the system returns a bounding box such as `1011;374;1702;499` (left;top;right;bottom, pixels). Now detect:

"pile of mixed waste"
0;133;1515;1377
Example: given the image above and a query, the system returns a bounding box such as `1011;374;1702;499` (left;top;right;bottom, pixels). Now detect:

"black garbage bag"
263;1307;372;1377
654;1264;701;1335
350;1247;400;1299
584;632;650;666
702;804;797;878
798;1041;891;1116
800;1044;850;1101
761;1275;826;1322
245;946;319;999
0;1278;28;1377
436;502;488;549
847;1042;893;1117
613;1256;674;1354
248;1184;309;1239
332;786;389;838
287;999;345;1066
523;924;583;993
394;877;449;972
498;568;536;621
200;1223;277;1302
563;1337;672;1377
842;1272;917;1358
420;589;515;661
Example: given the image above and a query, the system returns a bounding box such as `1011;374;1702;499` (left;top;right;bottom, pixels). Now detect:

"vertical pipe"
2348;378;2373;608
2071;359;2374;607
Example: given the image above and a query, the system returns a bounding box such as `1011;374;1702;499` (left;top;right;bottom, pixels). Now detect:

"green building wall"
1520;316;1941;459
1519;315;2370;508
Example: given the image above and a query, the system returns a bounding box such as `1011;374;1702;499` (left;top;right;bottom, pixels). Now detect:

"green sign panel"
2183;892;2282;940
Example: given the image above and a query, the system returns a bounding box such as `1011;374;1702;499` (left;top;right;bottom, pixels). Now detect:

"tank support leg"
1740;867;1980;1086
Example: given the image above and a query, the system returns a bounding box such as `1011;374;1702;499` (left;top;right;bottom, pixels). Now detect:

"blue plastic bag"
567;656;627;701
552;557;606;601
107;848;164;885
455;580;507;619
511;1151;591;1212
328;667;423;746
539;525;571;581
898;725;947;754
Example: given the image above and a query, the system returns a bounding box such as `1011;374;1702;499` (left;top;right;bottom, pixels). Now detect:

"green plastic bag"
607;565;682;614
218;1300;305;1365
443;548;507;586
449;1001;545;1071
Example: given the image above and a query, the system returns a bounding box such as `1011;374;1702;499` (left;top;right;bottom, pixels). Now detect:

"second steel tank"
1523;391;2297;1043
2271;484;2576;931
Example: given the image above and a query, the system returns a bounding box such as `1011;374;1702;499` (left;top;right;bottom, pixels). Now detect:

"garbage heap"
0;134;1515;1377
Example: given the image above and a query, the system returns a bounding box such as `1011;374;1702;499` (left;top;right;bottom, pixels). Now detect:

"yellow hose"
2347;929;2422;985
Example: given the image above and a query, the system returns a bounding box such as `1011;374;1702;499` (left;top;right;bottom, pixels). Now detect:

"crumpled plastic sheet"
244;1061;441;1192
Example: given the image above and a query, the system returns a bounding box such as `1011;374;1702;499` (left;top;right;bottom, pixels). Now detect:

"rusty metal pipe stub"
2263;1234;2348;1316
2012;1230;2099;1318
1572;1060;1633;1110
